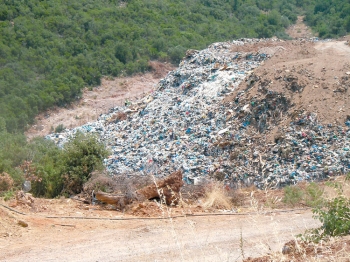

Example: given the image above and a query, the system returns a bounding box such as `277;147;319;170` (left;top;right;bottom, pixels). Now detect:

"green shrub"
304;182;324;208
54;124;65;133
283;185;304;206
299;175;350;242
2;190;15;201
59;132;110;195
313;196;350;238
283;182;325;208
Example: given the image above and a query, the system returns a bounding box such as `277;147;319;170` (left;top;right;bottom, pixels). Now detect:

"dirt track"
0;205;319;262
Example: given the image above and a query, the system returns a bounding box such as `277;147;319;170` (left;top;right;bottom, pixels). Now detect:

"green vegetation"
0;131;109;198
54;124;65;133
304;0;350;38
282;178;350;242
2;190;15;201
59;132;110;195
6;0;349;135
0;0;301;133
0;0;349;200
282;182;324;208
313;196;350;238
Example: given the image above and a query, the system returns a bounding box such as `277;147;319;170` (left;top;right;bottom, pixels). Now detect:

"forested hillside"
0;0;349;133
0;0;300;133
304;0;350;38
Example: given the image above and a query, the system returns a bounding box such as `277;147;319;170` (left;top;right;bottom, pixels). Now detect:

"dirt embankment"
2;176;350;261
225;38;350;132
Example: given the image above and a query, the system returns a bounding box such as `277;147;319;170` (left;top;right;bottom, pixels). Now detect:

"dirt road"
1;207;319;262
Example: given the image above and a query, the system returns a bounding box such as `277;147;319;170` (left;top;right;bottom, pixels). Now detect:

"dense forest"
304;0;350;38
0;0;349;196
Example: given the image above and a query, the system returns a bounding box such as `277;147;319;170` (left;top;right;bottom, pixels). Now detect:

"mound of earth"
226;39;350;127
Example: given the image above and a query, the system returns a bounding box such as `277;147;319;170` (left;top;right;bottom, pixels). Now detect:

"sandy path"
0;209;319;262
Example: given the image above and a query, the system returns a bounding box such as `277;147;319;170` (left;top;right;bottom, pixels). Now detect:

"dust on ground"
25;61;174;139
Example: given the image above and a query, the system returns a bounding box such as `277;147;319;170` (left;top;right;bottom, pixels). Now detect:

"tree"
59;132;110;195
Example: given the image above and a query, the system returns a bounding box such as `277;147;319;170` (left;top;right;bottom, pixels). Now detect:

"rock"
17;220;28;227
16;191;35;207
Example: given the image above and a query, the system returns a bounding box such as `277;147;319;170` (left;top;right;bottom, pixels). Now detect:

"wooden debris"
94;170;183;207
136;170;183;205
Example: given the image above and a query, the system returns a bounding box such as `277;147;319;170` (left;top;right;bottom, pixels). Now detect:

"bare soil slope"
25;62;174;139
225;39;350;131
286;16;314;39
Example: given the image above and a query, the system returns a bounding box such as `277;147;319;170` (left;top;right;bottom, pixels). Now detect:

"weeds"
283;185;304;206
313;196;350;238
2;190;15;201
54;124;65;133
298;175;350;243
283;182;324;208
240;226;245;260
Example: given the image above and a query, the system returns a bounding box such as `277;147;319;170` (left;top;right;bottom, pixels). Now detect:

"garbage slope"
46;38;350;189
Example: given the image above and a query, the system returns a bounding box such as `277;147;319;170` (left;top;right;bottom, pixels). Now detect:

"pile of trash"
46;38;350;189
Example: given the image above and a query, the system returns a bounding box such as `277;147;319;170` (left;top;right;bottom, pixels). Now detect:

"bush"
283;185;304;206
313;196;350;238
60;132;110;195
83;171;117;195
299;176;350;242
0;172;14;192
283;182;325;208
2;190;15;201
54;124;65;133
304;182;324;208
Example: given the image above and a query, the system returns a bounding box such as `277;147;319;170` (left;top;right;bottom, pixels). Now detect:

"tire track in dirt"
1;208;319;262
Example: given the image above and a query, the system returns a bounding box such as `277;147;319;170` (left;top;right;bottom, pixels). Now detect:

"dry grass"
323;176;350;200
202;182;233;210
247;235;350;262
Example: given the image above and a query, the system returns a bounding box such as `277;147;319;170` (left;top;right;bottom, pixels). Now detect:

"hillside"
0;0;299;133
2;0;350;134
1;20;350;262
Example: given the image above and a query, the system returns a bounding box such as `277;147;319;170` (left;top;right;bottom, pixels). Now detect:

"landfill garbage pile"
222;90;350;189
46;38;350;189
